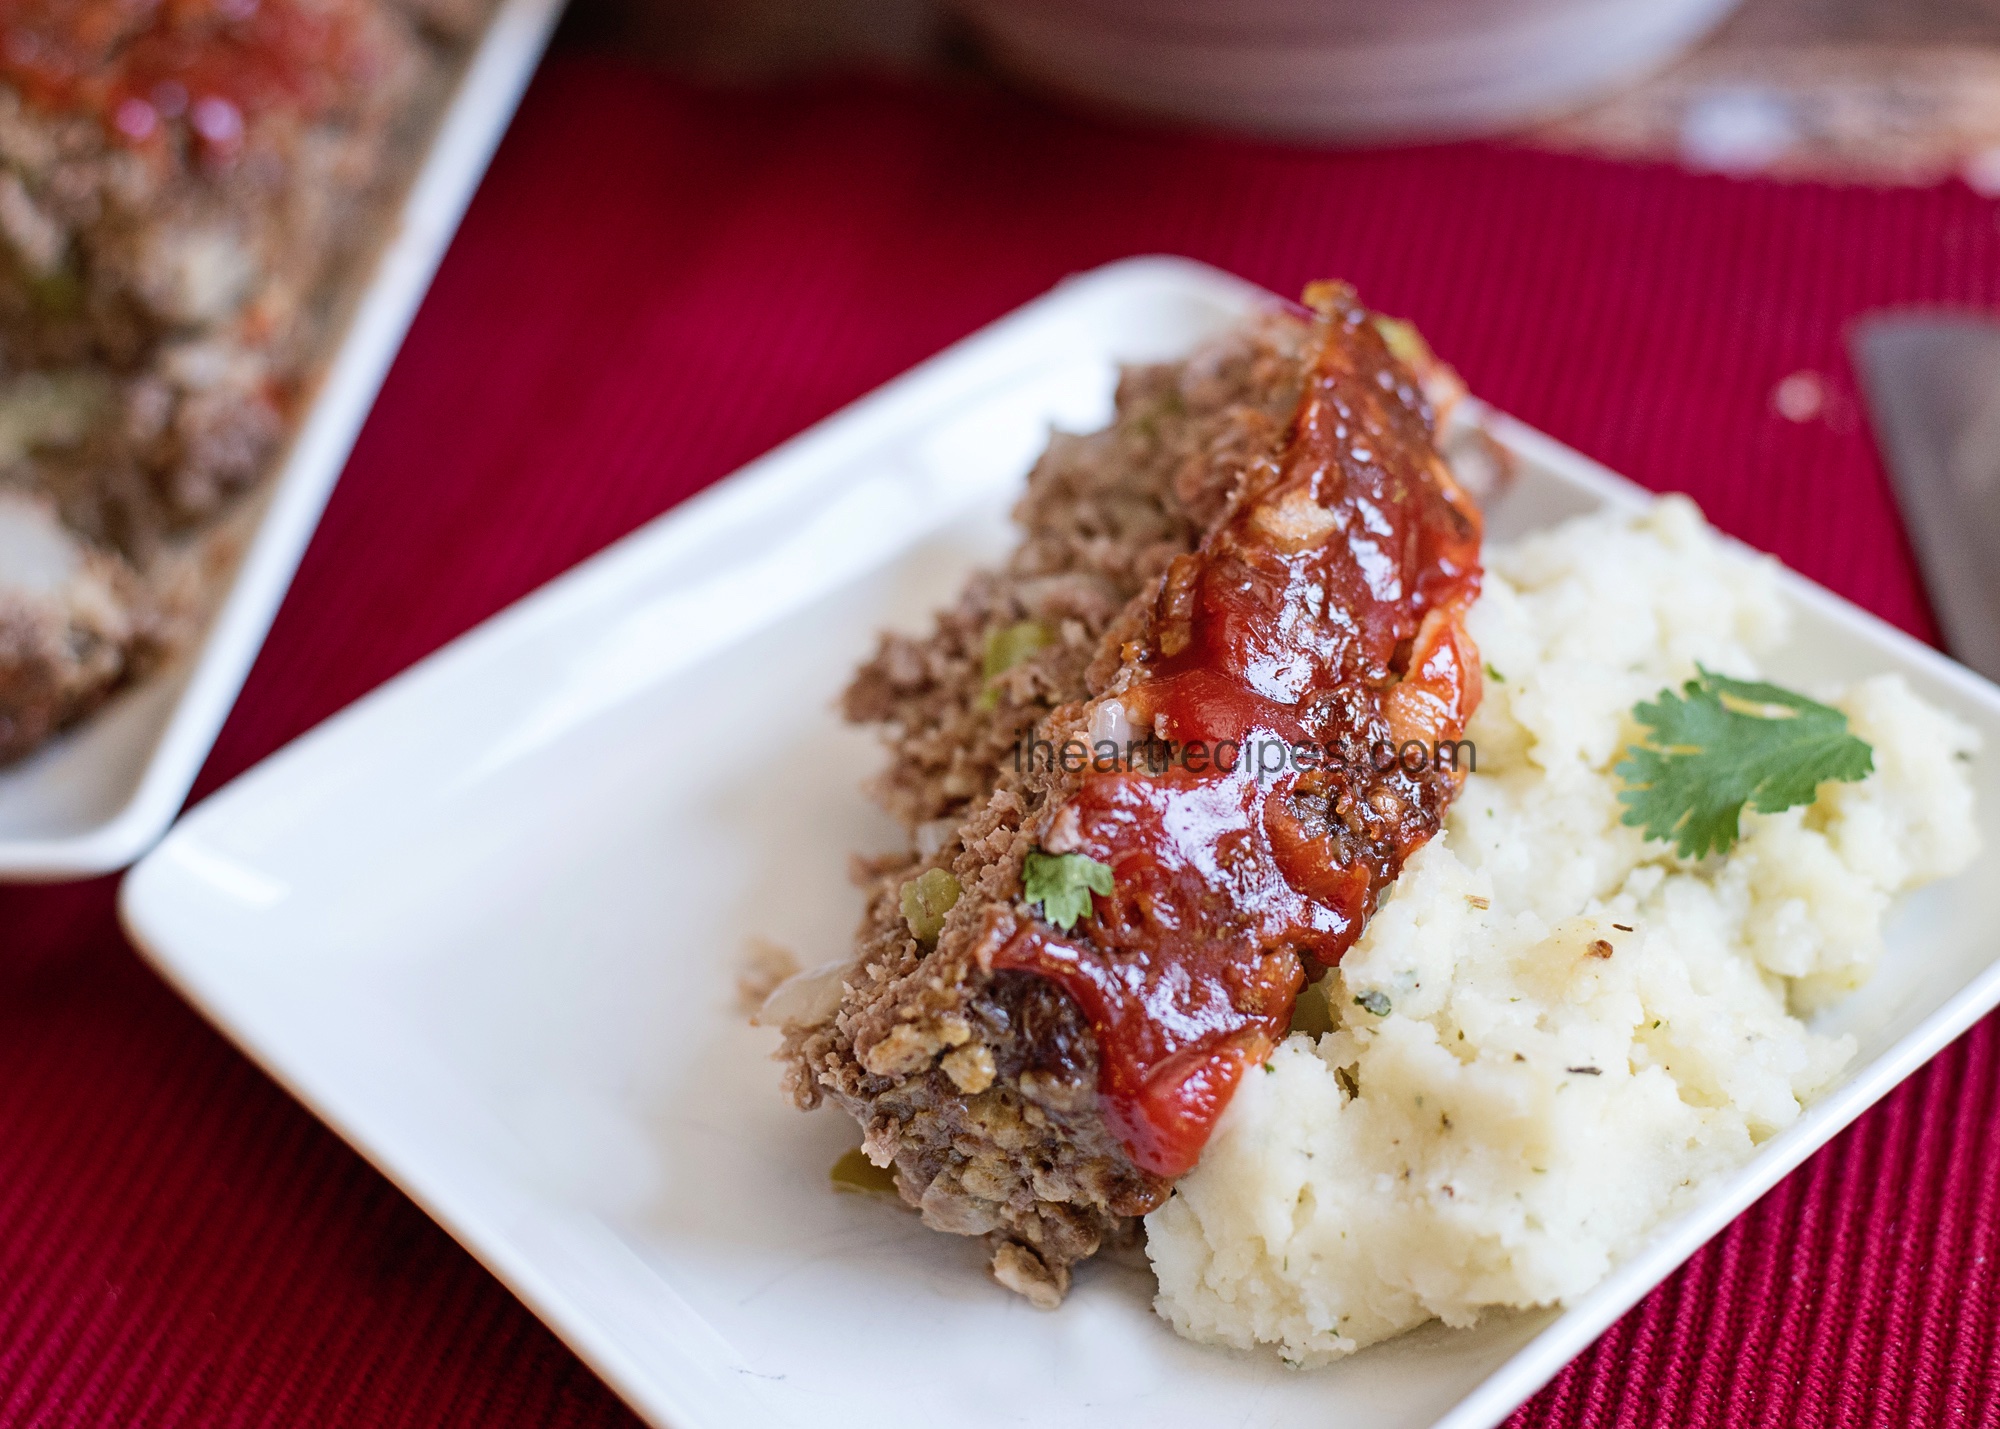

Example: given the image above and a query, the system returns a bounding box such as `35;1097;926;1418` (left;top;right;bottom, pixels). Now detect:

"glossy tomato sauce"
993;285;1484;1178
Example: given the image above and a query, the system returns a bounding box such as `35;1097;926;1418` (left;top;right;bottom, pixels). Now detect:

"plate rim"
120;255;2000;1428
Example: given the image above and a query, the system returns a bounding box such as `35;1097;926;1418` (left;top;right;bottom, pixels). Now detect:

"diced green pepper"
1288;979;1336;1038
829;1147;899;1195
900;867;961;944
975;620;1053;710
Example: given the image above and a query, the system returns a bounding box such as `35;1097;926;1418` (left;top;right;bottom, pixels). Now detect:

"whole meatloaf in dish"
775;283;1486;1307
0;0;493;763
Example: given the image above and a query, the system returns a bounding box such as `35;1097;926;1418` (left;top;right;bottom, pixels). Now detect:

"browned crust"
784;310;1319;1303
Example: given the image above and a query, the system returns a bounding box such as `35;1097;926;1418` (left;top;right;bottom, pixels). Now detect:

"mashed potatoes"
1145;496;1979;1365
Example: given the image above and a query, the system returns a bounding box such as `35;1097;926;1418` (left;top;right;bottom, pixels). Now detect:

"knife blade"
1853;312;2000;684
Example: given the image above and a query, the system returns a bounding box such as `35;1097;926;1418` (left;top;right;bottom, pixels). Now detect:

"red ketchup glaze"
0;0;373;155
992;285;1485;1179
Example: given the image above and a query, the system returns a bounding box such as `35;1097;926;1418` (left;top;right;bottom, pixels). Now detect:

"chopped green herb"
1022;850;1113;931
1354;989;1392;1018
900;867;962;944
1615;666;1874;859
1484;663;1505;684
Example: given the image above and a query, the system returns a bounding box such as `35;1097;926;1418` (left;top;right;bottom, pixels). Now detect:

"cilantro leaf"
1615;666;1874;859
1022;850;1114;931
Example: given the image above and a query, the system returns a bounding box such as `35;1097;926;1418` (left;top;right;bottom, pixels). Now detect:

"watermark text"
1009;733;1474;780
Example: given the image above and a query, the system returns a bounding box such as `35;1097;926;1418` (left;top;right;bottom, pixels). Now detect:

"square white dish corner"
121;257;2000;1429
0;0;566;880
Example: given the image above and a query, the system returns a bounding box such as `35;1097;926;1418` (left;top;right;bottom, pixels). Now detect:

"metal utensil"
1853;313;2000;683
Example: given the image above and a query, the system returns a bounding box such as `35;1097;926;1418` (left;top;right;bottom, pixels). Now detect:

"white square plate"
121;258;2000;1429
0;0;565;879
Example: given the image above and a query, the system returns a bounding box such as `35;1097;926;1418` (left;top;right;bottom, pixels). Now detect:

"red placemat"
6;50;2000;1428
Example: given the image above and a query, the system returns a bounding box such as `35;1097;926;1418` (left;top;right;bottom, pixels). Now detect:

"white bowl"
958;0;1741;139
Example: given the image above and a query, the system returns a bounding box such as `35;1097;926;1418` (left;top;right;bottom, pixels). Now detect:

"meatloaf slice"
781;289;1481;1307
787;311;1315;1304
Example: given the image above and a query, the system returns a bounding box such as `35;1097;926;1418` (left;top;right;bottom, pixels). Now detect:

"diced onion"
1090;699;1131;750
915;818;955;858
753;958;851;1029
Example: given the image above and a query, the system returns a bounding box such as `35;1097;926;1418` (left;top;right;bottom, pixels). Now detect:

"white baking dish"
0;0;566;879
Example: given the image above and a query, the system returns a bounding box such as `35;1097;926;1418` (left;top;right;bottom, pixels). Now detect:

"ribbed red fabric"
4;50;2000;1428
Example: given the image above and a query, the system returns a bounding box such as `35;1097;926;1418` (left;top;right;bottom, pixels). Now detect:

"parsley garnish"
1615;666;1873;859
1022;850;1113;931
1353;990;1392;1017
